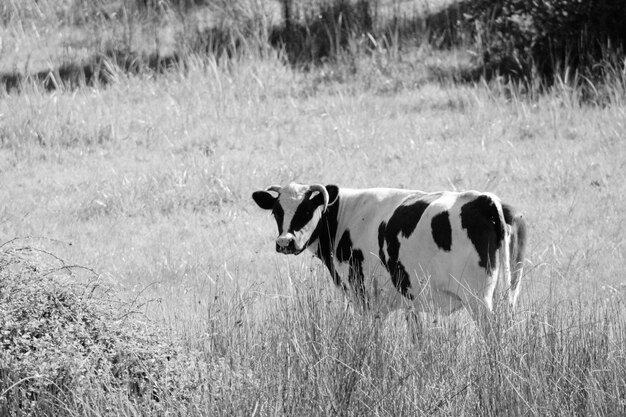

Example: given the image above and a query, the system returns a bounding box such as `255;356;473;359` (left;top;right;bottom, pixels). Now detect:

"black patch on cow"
336;230;366;301
460;195;503;272
308;191;343;288
379;192;441;299
288;191;319;233
272;203;285;234
336;230;353;263
289;185;340;237
252;190;284;233
377;222;387;268
387;193;441;240
431;211;452;251
252;190;276;210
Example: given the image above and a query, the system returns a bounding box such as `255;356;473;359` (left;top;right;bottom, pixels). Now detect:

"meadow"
1;1;626;415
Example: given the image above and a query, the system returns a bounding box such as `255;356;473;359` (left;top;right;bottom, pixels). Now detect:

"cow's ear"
326;185;339;206
252;191;277;210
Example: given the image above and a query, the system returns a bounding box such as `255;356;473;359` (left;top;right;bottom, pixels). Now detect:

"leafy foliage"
0;242;175;414
462;0;626;83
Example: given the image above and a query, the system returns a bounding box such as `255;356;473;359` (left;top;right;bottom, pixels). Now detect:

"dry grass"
1;1;626;415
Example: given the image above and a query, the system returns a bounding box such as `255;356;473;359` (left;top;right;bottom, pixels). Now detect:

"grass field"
1;1;626;415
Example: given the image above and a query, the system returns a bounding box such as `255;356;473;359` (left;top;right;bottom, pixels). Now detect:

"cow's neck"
307;192;343;287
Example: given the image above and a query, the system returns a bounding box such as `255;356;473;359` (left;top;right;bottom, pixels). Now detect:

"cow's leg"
407;309;427;341
454;279;505;340
463;292;492;322
348;255;367;308
509;264;523;308
464;284;522;343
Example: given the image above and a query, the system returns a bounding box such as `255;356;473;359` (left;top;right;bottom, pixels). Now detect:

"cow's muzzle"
276;234;301;255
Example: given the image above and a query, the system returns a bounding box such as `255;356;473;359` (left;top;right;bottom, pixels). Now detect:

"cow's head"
253;183;339;255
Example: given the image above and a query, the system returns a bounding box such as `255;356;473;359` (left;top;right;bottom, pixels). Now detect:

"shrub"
462;0;626;83
0;239;262;415
0;241;175;414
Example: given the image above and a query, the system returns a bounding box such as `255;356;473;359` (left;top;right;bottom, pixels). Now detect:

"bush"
0;239;263;415
463;0;626;83
0;241;175;414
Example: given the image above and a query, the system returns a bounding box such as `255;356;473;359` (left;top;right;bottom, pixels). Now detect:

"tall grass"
3;0;624;97
2;246;625;415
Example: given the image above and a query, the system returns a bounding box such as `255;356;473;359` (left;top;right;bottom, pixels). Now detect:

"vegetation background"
1;0;625;415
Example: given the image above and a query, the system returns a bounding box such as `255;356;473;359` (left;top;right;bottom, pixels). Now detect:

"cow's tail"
508;210;527;308
490;195;512;311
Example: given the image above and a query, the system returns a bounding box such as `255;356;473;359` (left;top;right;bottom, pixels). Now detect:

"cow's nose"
276;234;294;248
276;234;295;253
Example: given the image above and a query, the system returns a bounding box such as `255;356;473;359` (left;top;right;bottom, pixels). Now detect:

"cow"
252;182;527;324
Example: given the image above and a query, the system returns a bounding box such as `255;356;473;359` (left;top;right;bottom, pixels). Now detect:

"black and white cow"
252;183;526;321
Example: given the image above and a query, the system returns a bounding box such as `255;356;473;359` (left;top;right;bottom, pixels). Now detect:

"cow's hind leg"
462;292;492;326
457;281;510;341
